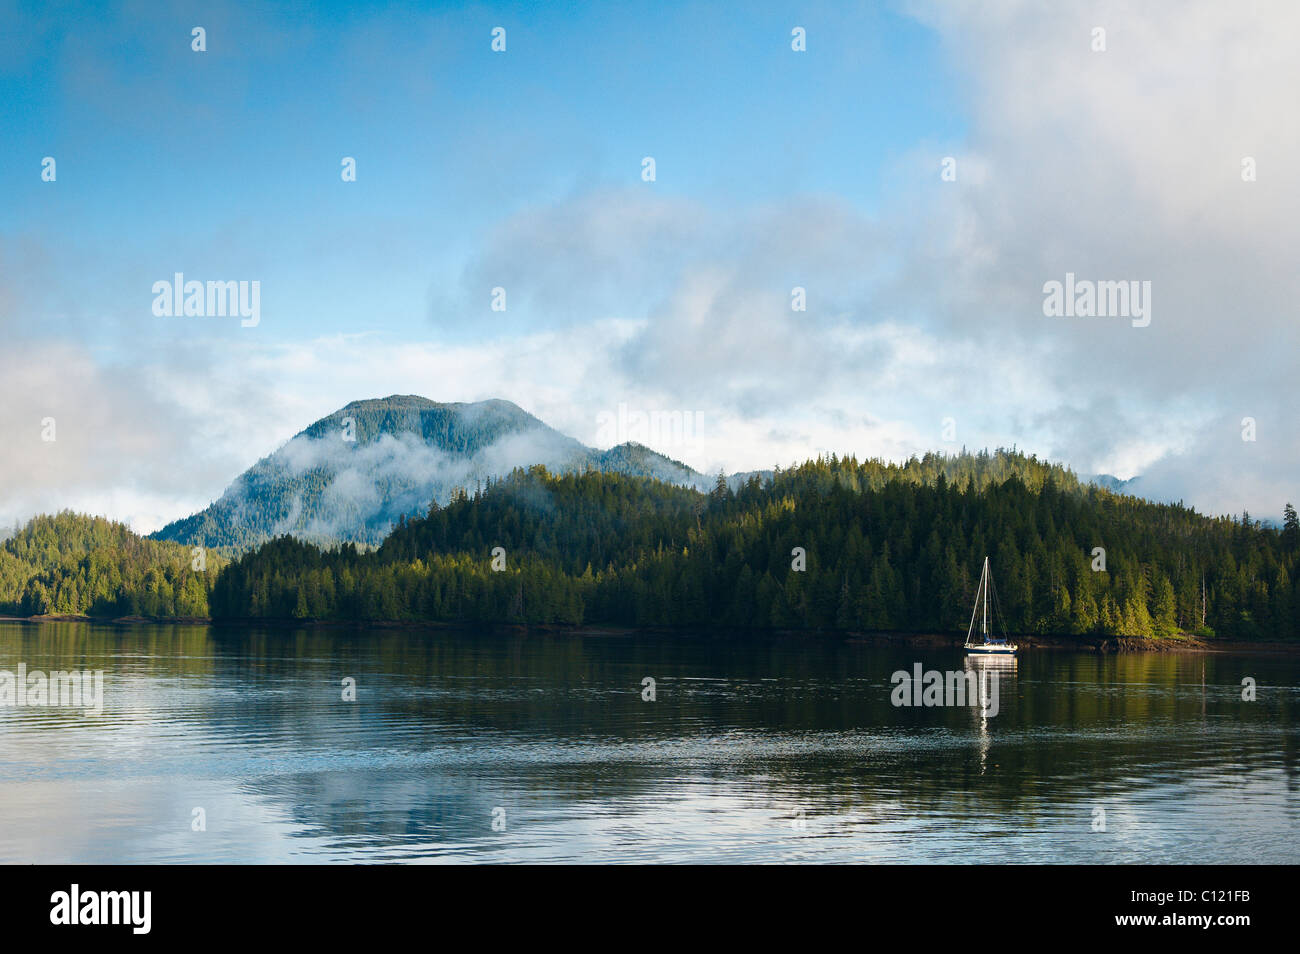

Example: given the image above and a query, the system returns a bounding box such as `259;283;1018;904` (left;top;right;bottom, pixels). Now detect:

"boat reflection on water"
965;653;1018;774
965;652;1019;677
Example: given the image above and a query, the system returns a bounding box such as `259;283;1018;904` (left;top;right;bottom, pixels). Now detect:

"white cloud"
3;0;1296;531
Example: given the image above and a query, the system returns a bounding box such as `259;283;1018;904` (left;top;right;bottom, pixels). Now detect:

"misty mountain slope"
1086;473;1142;494
591;441;705;486
151;395;706;548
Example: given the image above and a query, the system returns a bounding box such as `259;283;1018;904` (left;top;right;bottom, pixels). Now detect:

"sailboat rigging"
964;556;1017;655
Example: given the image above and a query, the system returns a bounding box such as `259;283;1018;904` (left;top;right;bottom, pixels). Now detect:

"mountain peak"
338;395;529;412
340;394;439;411
152;397;705;548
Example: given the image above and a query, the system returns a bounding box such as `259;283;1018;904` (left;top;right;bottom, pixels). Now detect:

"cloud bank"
3;0;1296;532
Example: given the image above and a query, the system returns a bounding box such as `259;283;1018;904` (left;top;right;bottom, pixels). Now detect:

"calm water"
0;622;1297;863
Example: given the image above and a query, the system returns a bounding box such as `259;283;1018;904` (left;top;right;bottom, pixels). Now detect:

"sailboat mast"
964;556;1016;656
982;557;988;637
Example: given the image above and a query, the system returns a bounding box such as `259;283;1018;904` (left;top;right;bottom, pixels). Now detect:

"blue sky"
2;0;1297;531
2;1;962;345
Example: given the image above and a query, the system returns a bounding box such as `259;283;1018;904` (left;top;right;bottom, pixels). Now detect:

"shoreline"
2;614;1298;655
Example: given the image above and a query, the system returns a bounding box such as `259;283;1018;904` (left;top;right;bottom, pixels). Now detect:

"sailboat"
964;556;1017;655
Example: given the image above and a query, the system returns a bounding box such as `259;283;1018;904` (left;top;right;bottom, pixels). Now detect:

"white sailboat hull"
965;644;1018;655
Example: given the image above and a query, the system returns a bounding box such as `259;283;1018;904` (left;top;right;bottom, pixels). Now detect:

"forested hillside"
209;450;1300;640
0;512;223;617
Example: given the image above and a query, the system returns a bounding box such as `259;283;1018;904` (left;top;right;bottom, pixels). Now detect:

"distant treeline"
0;512;223;617
204;450;1300;640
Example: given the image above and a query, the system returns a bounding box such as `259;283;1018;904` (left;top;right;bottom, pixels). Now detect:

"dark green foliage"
0;512;225;617
209;450;1300;640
